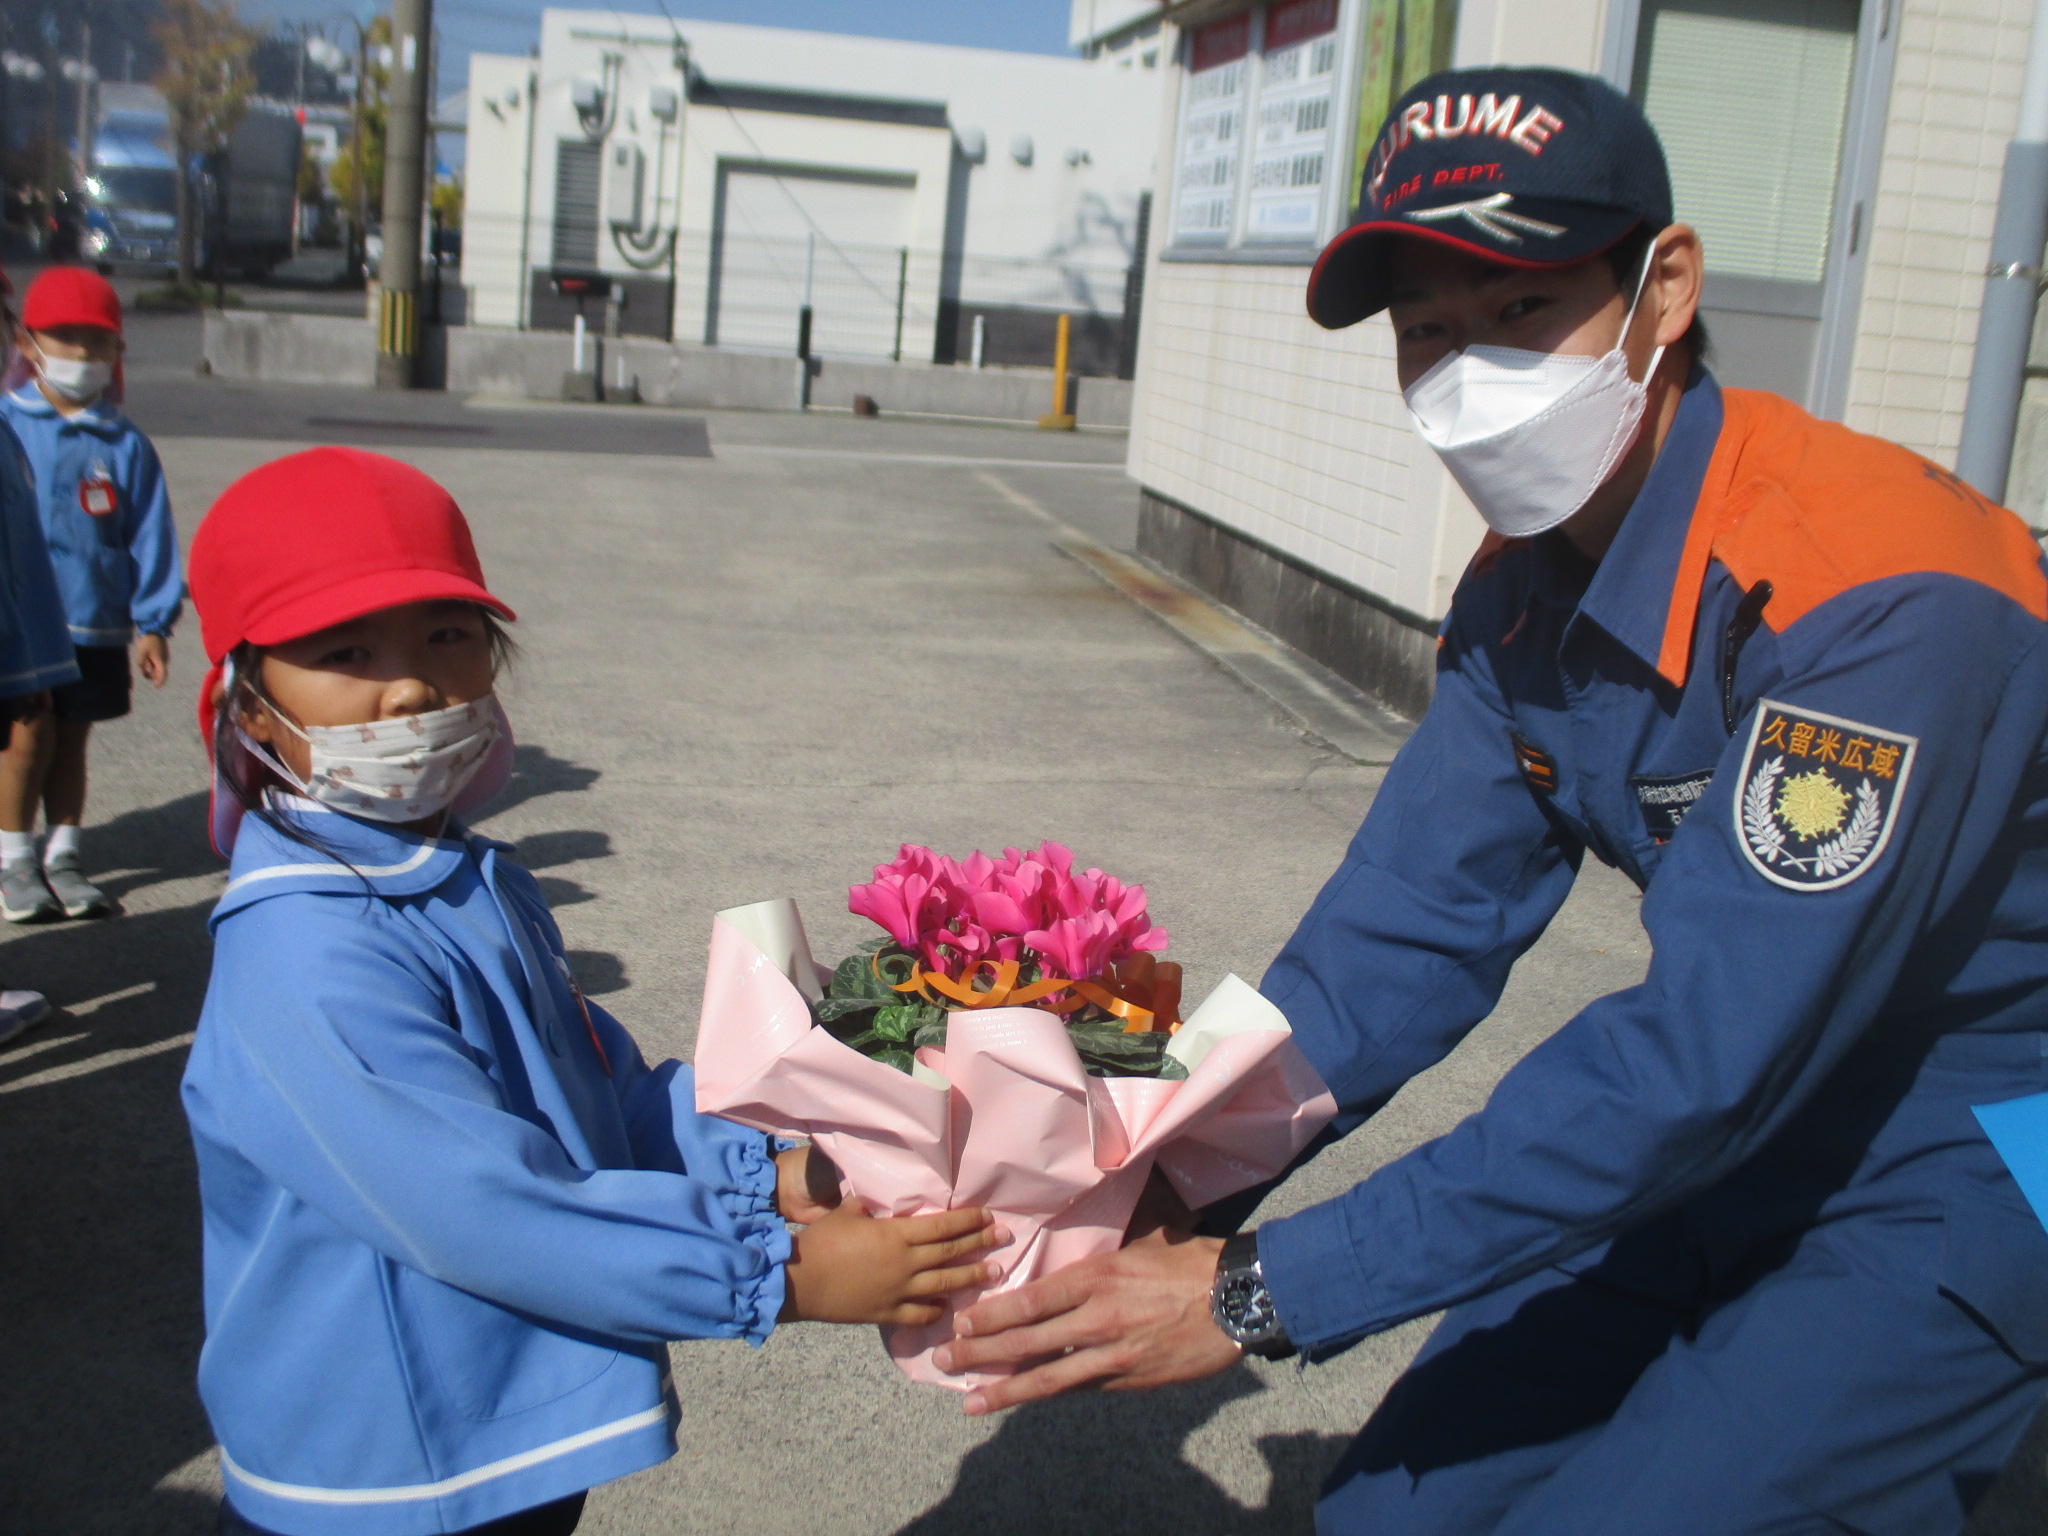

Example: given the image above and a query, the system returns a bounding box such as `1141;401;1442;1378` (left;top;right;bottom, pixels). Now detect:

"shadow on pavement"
0;745;620;1531
898;1367;1349;1536
122;378;715;458
0;790;224;1533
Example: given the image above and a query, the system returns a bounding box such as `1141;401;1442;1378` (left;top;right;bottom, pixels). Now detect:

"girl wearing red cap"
0;264;180;925
180;448;1002;1536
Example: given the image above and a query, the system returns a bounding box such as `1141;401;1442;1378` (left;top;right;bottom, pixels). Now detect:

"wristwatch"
1209;1230;1296;1360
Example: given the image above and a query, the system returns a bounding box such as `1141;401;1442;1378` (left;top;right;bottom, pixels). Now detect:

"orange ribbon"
880;950;1184;1033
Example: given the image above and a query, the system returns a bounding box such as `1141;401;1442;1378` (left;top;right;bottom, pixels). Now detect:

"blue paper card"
1974;1092;2048;1232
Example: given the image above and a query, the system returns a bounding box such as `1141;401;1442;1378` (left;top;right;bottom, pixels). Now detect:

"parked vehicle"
82;86;302;278
82;85;180;271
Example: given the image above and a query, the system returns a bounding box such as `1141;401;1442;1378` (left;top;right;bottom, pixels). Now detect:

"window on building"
1631;0;1858;287
1167;0;1457;257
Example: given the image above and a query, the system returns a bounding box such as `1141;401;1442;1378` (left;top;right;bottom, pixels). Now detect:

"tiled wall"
1843;0;2034;464
1125;258;1482;625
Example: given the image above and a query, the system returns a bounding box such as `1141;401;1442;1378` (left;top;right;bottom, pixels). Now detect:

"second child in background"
0;266;180;923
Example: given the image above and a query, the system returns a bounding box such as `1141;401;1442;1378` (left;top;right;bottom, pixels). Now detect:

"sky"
238;0;1077;100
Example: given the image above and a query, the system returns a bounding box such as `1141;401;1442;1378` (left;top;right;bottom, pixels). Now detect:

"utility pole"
350;23;367;286
1956;0;2048;502
375;0;431;389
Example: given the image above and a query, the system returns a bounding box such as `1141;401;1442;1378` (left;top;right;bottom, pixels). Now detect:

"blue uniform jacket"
182;802;791;1536
0;411;78;695
0;385;181;644
1258;374;2048;1368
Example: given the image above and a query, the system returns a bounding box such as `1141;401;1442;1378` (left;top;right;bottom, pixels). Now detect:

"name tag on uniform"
1633;770;1714;841
78;476;116;517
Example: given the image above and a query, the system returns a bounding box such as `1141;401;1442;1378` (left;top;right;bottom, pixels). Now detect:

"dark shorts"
50;644;130;724
220;1491;585;1536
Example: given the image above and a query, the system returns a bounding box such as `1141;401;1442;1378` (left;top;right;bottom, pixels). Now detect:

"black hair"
1604;223;1708;362
212;606;518;862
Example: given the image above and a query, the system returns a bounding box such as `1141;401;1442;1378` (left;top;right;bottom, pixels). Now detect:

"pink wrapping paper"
693;900;1337;1390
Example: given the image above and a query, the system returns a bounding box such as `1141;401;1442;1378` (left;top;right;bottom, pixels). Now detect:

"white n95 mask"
1402;252;1666;539
35;354;114;405
242;694;505;825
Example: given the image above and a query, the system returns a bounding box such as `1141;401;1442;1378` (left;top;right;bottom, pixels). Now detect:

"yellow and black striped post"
374;0;432;390
377;288;417;365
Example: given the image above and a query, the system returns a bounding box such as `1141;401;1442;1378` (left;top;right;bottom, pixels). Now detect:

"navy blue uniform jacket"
1257;375;2048;1373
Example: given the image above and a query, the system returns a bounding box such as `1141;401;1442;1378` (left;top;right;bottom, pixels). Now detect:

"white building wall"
460;12;1164;341
461;54;534;330
1843;0;2035;466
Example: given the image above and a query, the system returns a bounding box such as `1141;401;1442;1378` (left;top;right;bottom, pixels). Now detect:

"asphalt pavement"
0;313;2041;1534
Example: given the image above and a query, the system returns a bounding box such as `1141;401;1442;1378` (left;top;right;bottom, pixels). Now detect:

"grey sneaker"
42;852;112;919
0;988;49;1045
0;859;58;923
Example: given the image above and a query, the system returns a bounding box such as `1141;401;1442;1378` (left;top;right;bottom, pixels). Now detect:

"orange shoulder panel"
1654;389;2046;686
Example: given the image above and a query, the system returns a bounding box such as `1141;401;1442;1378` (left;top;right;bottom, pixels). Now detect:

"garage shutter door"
708;165;914;359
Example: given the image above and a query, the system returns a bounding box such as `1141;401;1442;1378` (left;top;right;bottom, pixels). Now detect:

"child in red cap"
0;264;180;923
182;447;1003;1536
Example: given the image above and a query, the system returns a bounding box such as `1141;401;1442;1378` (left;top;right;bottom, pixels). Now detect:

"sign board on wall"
1244;0;1341;240
1174;14;1253;240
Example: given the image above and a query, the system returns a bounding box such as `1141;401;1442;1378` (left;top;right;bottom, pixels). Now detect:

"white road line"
67;980;158;1016
0;1032;196;1094
713;444;1127;471
0;1031;89;1066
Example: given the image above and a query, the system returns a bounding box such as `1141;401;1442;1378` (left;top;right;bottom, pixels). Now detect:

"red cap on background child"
21;266;122;334
189;447;517;853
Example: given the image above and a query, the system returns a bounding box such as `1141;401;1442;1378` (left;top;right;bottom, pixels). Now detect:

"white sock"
1;830;36;867
43;824;80;862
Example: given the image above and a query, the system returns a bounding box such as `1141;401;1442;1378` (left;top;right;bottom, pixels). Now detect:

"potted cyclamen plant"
818;842;1188;1079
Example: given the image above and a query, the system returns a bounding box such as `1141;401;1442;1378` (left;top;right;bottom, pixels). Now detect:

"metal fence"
462;211;1142;375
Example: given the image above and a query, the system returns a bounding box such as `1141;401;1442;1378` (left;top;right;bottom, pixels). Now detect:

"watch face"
1221;1273;1279;1340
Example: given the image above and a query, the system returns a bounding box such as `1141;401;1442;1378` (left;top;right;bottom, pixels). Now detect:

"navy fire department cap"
1306;66;1673;330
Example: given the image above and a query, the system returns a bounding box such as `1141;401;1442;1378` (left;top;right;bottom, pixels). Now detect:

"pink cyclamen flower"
848;845;951;949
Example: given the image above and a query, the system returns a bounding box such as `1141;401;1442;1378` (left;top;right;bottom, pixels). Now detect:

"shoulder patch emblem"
1733;700;1916;891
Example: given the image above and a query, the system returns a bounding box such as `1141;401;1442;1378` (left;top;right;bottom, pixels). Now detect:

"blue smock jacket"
0;411;78;696
0;385;181;645
182;802;791;1536
1258;374;2048;1371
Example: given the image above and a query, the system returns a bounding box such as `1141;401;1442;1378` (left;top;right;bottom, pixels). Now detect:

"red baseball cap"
21;265;121;333
191;447;516;853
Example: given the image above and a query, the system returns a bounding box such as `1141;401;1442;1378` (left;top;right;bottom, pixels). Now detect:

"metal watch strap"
1210;1230;1296;1360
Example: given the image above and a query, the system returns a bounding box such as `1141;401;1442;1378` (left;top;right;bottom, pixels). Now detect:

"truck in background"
82;84;179;270
82;85;302;278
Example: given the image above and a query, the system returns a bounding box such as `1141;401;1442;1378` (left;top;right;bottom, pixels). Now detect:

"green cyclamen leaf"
913;1013;950;1053
815;995;881;1024
873;1047;915;1074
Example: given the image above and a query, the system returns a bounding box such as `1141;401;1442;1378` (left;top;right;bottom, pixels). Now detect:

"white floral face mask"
242;693;504;825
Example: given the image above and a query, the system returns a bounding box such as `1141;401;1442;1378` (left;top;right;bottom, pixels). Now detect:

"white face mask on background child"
33;352;113;404
241;691;505;824
1402;249;1667;540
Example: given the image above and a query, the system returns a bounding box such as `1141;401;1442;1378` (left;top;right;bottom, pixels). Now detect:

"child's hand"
781;1203;1009;1326
133;634;168;688
775;1143;844;1225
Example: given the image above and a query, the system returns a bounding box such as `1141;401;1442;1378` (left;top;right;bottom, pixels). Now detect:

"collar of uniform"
1568;367;1724;680
211;795;471;925
6;383;115;431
